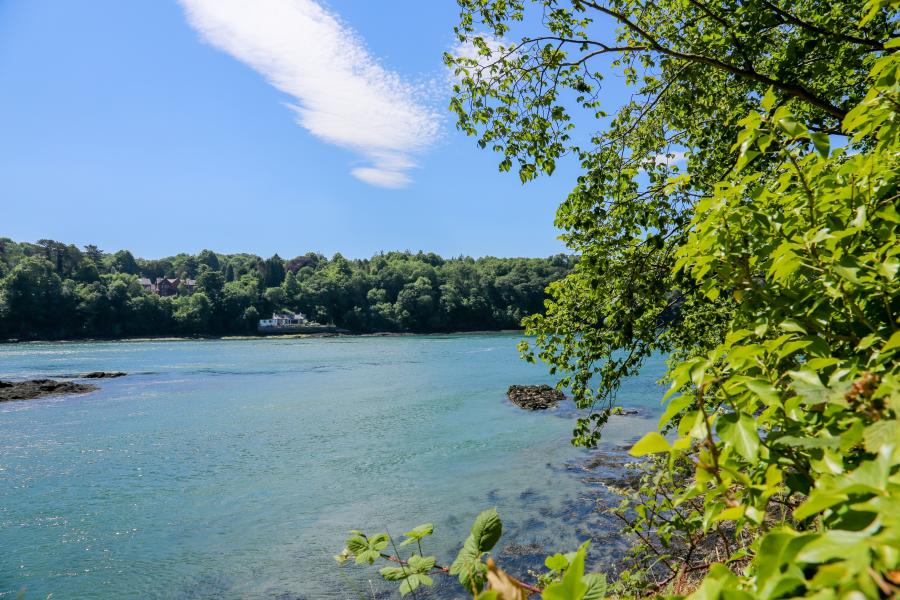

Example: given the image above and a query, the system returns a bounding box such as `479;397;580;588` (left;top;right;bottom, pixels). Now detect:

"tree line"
0;238;573;340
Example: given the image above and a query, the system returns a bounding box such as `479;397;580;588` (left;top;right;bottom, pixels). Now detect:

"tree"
196;270;225;302
73;260;100;283
111;250;139;275
264;254;286;288
241;305;259;332
172;293;212;333
0;240;571;338
83;244;104;265
281;270;300;303
263;286;287;309
447;0;897;445
197;249;220;271
1;257;72;337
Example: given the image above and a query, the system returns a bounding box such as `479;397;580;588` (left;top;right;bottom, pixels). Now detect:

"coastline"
0;329;527;345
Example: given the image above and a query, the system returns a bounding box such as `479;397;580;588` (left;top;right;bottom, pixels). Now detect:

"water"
0;334;666;599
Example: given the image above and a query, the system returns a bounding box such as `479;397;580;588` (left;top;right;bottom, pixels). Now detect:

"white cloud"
448;35;509;81
653;150;688;166
179;0;440;188
350;167;411;189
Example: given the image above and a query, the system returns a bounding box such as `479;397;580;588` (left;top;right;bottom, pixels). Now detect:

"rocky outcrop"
81;371;127;379
507;384;565;410
0;379;98;402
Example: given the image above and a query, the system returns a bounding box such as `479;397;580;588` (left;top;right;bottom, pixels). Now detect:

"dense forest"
0;238;573;340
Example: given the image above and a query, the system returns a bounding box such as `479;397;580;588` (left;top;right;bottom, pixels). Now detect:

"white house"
258;312;308;328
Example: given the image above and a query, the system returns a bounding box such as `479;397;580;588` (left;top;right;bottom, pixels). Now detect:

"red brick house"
148;277;196;296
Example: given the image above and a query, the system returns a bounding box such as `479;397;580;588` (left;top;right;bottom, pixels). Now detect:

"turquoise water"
0;334;665;599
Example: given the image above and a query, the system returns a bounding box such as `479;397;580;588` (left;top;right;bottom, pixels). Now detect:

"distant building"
258;312;308;328
139;277;197;296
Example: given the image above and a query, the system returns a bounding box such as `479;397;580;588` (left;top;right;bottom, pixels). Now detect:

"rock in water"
507;384;565;410
0;379;99;402
82;371;127;378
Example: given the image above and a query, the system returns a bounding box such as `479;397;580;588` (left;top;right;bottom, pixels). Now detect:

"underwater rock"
507;384;565;410
0;379;98;402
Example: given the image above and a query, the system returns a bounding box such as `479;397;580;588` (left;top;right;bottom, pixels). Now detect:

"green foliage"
341;4;899;599
542;541;589;600
338;510;607;598
346;532;390;565
398;523;434;547
449;507;504;592
616;27;900;598
448;0;895;447
0;245;572;339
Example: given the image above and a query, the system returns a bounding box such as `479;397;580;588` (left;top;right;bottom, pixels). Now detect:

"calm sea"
0;334;665;599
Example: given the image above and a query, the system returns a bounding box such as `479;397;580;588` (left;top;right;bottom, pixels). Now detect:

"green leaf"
470;508;502;552
883;330;900;353
863;421;900;453
545;553;569;571
380;566;409;581
716;412;760;461
629;431;671;456
742;378;781;407
542;542;589;600
346;535;367;554
399;523;434;547
582;573;607;600
761;87;777;112
658;394;693;428
450;534;487;593
356;549;381;565
777;115;807;137
369;533;390;551
399;573;432;596
449;535;478;576
407;554;436;573
809;132;830;157
794;492;849;520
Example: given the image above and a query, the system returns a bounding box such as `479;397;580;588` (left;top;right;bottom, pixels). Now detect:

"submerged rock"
507;384;565;410
81;371;127;379
0;379;98;402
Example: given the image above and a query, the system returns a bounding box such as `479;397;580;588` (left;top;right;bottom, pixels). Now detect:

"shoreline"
0;329;527;345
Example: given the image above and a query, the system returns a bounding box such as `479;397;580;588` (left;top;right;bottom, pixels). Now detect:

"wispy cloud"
179;0;440;188
448;35;509;82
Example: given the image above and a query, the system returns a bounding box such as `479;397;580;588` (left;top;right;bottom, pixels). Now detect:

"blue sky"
0;1;626;259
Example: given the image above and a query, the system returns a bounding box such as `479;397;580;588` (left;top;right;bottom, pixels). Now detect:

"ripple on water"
0;335;666;598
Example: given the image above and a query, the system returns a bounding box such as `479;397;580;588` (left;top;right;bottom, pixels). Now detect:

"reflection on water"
0;334;665;599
